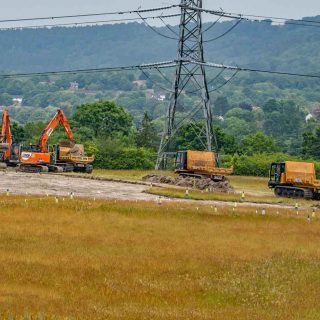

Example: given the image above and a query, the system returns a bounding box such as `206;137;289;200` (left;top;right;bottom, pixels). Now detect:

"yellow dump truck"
49;141;95;173
175;150;233;181
268;161;320;199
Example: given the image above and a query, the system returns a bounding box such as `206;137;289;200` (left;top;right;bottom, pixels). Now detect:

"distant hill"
0;17;320;73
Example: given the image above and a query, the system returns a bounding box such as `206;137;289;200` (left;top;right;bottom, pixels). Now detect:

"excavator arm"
0;109;12;160
1;109;12;144
39;109;74;153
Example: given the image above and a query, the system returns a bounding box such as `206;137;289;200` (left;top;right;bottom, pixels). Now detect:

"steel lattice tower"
156;0;218;169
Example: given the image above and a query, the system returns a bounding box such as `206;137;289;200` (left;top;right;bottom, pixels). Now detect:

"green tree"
11;122;26;144
302;127;320;159
240;132;278;155
72;100;133;138
225;108;252;122
174;123;207;151
214;127;238;154
262;99;281;113
224;117;255;138
0;93;12;106
213;96;231;116
136;112;159;150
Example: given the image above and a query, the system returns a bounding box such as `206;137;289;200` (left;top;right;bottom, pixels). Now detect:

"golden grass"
0;195;319;319
229;175;271;194
146;186;319;207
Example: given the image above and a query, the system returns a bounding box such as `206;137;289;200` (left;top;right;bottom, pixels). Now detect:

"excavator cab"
22;144;41;152
175;151;187;170
268;162;285;188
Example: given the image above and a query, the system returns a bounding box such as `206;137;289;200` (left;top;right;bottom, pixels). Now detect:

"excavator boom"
0;109;12;161
39;109;74;153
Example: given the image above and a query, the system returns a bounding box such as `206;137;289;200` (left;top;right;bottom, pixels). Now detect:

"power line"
0;5;179;24
158;16;179;37
202;15;222;33
219;11;320;26
203;18;242;43
208;70;239;93
187;60;320;79
0;59;319;80
183;5;320;29
138;67;174;93
0;14;181;31
0;61;177;79
137;12;178;40
186;68;225;94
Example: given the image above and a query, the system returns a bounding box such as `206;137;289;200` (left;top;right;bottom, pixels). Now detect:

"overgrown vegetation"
8;97;320;172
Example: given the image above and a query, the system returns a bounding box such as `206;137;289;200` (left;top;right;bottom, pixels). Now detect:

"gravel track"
0;171;157;201
0;171;295;209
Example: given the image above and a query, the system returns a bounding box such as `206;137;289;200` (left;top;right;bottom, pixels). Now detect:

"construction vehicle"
0;109;20;168
268;161;320;199
175;150;233;181
19;109;94;173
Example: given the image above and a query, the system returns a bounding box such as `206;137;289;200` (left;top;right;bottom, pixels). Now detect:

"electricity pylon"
156;0;218;169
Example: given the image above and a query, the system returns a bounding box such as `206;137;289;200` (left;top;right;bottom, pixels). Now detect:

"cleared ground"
1;171;316;208
0;195;319;319
0;171;157;201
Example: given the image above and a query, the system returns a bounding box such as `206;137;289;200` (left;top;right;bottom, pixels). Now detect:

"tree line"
8;98;320;176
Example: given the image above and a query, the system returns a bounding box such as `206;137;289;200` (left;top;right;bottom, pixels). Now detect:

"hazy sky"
1;0;319;28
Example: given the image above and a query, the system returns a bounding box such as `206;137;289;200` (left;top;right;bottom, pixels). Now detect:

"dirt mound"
143;174;233;192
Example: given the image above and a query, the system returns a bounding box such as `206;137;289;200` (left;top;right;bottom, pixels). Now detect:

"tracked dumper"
268;161;320;200
50;141;94;173
175;150;233;181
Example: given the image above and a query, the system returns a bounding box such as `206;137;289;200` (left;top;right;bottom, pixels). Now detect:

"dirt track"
0;171;157;201
0;171;296;208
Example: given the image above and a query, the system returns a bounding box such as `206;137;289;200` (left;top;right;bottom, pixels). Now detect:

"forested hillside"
0;17;319;72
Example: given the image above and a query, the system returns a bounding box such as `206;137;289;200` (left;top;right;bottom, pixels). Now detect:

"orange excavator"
19;109;94;173
0;109;20;168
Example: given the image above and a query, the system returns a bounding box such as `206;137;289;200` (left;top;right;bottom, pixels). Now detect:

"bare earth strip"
0;171;295;209
0;171;157;201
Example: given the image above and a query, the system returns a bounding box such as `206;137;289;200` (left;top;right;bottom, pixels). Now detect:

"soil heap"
143;174;233;192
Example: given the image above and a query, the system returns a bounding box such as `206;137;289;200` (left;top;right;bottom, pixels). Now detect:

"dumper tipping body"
175;150;233;181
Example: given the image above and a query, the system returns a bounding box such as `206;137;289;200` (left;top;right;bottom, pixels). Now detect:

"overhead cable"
182;5;320;28
0;5;179;24
186;59;320;79
0;59;319;80
137;12;178;40
0;14;181;31
0;61;177;78
203;19;242;43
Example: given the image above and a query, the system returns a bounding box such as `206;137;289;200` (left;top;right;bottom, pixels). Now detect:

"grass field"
146;187;318;207
0;195;320;319
229;175;270;194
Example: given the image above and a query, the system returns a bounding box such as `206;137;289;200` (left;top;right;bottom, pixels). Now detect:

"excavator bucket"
0;143;10;151
70;144;85;155
59;140;75;148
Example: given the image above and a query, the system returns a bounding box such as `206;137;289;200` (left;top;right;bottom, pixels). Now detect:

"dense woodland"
1;18;320;174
